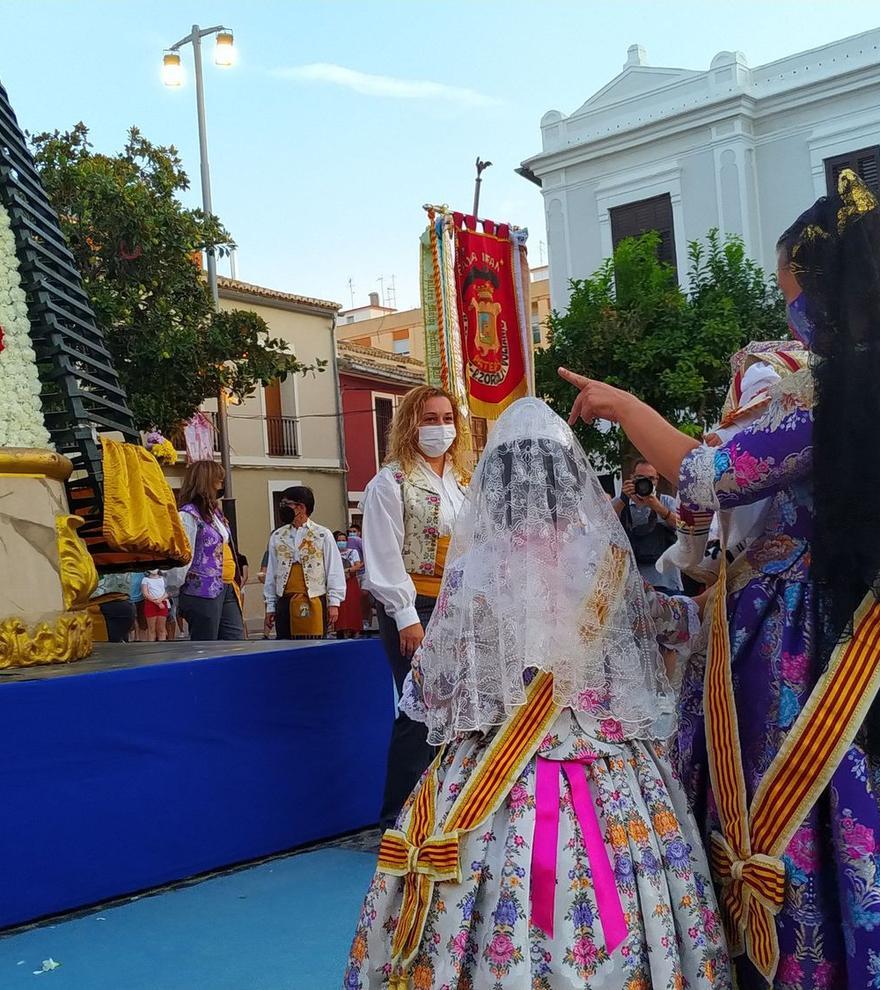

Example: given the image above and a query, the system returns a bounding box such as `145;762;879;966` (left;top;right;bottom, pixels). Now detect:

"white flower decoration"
0;200;52;449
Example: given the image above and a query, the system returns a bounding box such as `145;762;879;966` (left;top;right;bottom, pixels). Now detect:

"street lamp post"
162;24;236;499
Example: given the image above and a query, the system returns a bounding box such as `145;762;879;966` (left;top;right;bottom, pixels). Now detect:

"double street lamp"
162;25;236;499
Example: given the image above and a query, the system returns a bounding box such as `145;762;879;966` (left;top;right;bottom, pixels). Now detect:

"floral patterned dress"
675;369;880;988
345;596;730;990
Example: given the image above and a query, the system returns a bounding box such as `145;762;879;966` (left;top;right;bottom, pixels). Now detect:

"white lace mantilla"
415;398;677;744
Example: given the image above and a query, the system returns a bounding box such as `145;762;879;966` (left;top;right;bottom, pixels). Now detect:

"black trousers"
376;595;437;828
179;585;244;642
100;600;136;643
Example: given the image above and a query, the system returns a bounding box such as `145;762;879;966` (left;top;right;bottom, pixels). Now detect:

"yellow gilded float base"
0;611;93;671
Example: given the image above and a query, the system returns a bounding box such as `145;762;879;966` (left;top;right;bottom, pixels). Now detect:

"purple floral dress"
344;593;730;990
675;369;880;989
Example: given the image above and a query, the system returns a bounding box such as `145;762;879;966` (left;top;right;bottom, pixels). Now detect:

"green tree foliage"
535;230;787;470
30;124;321;432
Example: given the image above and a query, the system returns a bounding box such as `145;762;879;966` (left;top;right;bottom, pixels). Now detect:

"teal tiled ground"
0;848;376;990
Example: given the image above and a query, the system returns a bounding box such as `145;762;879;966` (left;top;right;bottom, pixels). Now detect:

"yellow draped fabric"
409;535;450;598
284;563;323;638
99;438;190;565
222;543;243;612
222;543;237;584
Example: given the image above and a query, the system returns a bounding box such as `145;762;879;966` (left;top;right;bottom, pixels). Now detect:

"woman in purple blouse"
559;170;880;988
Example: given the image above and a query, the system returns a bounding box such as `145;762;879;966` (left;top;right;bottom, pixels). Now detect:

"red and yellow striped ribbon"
705;548;880;981
379;671;558;981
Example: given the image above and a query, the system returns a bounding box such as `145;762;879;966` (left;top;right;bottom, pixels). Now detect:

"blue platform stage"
0;638;393;930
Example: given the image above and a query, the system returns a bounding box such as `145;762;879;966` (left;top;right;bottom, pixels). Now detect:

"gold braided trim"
381;671;558;979
578;544;629;646
705;560;880;980
750;594;880;856
445;672;557;834
0;448;73;481
0;611;93;670
426;209;450;391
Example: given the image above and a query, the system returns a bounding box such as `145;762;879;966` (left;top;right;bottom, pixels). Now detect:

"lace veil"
418;397;676;744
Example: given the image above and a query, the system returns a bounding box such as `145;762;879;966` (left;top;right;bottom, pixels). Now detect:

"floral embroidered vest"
180;504;225;599
386;460;459;577
273;520;329;600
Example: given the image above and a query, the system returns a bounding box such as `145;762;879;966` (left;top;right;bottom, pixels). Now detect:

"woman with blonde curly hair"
362;384;470;826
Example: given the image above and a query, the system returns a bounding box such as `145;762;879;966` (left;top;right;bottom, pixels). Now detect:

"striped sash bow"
379;671;559;984
378;831;461;882
709;833;786;960
705;548;880;982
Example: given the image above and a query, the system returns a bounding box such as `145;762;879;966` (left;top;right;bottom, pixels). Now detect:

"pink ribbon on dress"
530;755;627;951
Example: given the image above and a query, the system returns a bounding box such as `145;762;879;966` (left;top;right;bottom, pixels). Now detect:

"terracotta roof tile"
218;276;341;312
337;340;425;384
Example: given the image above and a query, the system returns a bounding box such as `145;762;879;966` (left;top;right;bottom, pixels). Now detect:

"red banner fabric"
453;223;528;419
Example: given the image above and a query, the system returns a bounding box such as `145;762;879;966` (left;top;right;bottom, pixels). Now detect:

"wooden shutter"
609;193;677;275
264;380;282;419
471;416;488;455
375;397;394;465
825;146;880;195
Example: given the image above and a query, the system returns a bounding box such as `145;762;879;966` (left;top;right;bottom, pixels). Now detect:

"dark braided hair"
777;170;880;750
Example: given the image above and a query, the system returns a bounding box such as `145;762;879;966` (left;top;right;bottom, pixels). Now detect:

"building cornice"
524;93;760;175
525;49;880;179
218;277;341;316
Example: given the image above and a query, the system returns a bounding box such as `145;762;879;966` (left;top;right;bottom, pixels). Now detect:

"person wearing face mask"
361;384;470;827
263;486;346;640
345;522;364;558
656;342;808;592
166;460;244;642
333;530;364;638
557;170;880;988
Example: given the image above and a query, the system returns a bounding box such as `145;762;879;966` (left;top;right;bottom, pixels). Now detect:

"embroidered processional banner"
421;208;533;422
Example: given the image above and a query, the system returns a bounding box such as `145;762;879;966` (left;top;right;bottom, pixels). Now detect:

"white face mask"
418;424;456;458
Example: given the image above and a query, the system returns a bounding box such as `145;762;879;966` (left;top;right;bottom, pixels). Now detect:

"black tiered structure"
0;78;140;567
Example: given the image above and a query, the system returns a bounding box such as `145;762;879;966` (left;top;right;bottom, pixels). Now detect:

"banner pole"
473;157;492;219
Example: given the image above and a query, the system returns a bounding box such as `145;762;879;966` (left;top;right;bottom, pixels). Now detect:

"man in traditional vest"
264;486;346;640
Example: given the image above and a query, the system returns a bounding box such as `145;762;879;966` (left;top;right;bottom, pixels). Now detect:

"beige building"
337;292;427;365
165;276;345;633
529;266;552;349
335;270;552;362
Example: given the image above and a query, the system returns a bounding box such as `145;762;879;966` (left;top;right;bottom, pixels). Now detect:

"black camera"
633;476;655;498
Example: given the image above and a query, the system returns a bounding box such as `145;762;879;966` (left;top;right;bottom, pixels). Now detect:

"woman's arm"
361;471;419;631
263;534;279;615
559;368;698;486
324;530;347;609
680;402;812;512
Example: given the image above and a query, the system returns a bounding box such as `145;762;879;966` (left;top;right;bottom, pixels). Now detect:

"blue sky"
1;1;877;310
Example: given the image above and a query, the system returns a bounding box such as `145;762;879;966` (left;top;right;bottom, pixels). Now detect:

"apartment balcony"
266;415;299;457
170;410;219;453
169;411;299;460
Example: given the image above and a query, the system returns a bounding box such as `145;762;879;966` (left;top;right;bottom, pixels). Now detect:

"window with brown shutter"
825;146;880;195
375;396;394;466
471;416;488;456
609;193;677;277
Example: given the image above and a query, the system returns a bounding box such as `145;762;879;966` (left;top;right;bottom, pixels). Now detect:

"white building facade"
521;30;880;310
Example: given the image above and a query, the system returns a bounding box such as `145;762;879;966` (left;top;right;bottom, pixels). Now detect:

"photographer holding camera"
613;460;682;595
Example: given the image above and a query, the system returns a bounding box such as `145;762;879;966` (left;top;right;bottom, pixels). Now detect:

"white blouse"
361;457;466;631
